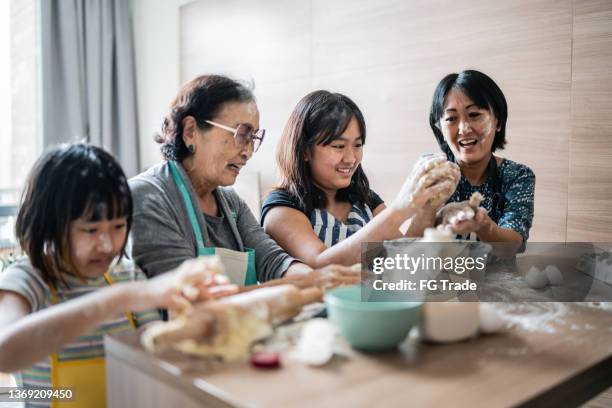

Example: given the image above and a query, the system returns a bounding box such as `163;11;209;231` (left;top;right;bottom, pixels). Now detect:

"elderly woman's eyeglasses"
205;120;265;153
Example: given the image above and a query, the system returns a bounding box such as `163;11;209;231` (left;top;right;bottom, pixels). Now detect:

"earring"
187;144;195;153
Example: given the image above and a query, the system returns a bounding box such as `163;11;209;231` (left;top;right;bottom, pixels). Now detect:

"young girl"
261;90;460;267
0;144;227;408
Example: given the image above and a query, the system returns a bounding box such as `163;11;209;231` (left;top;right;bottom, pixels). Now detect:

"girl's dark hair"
429;70;508;159
157;74;255;161
15;143;133;288
276;90;372;214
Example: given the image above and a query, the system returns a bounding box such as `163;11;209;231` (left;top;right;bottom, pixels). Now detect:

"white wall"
131;0;195;171
130;0;265;216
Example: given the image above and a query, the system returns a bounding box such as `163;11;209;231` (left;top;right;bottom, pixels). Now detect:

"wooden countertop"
105;302;612;408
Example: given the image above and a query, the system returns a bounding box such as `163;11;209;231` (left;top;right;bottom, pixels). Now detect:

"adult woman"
429;70;535;243
129;75;357;287
261;90;459;267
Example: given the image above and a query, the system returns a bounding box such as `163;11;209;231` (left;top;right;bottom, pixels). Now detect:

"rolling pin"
142;284;322;352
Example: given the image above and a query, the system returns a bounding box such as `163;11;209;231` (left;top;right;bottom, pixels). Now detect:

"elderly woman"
429;70;535;243
129;75;357;287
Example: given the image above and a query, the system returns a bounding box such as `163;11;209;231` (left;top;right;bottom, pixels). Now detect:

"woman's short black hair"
157;74;255;161
15;143;133;287
276;90;372;213
429;70;508;159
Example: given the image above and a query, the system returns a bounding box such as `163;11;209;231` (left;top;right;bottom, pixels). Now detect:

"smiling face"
439;88;499;165
69;215;128;278
183;101;259;189
307;116;364;195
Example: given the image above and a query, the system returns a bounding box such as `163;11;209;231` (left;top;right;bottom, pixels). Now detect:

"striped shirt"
261;189;384;247
309;203;376;247
0;257;160;407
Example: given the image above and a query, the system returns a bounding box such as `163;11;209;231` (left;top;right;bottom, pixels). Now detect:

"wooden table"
105;302;612;408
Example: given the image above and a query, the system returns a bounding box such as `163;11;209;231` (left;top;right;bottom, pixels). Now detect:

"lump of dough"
543;265;563;286
525;266;548;289
448;208;475;224
426;161;460;207
422;227;454;242
290;318;336;366
479;303;506;334
176;256;227;301
469;192;484;208
173;306;273;361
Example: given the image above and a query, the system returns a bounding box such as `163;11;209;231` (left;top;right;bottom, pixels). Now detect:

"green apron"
168;161;257;285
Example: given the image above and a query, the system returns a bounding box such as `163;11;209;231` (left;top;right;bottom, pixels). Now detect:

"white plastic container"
420;302;480;343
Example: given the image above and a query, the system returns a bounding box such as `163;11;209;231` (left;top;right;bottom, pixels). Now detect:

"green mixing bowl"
324;285;422;351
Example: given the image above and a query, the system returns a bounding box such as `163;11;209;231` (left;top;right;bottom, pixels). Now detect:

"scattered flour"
481;270;555;302
488;302;571;334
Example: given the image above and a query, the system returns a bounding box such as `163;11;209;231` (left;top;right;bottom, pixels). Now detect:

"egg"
525;266;548;289
543;265;563;286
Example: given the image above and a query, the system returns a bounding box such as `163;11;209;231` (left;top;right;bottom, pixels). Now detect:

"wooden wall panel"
567;0;612;241
179;0;610;241
310;0;572;241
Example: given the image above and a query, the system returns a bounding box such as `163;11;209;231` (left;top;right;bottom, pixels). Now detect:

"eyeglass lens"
236;124;263;152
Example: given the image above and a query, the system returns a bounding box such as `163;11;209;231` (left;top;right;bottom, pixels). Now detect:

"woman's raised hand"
435;192;492;235
391;154;460;214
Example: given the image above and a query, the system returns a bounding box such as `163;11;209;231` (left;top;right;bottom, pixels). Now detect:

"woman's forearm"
477;221;523;244
402;207;437;238
0;283;138;372
284;262;312;276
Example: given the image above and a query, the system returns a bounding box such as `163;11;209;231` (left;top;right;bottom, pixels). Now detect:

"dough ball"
469;192;484;208
543;265;563;286
423;227;454;242
479;303;506;334
291;319;336;366
525;266;549;289
182;284;199;301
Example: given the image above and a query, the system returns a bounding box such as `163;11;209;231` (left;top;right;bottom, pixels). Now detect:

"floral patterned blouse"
447;158;535;240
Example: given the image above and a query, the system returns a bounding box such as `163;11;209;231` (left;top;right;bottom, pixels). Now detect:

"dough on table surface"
141;285;319;361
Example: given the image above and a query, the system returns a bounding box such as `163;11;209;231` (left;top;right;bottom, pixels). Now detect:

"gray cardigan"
128;161;295;281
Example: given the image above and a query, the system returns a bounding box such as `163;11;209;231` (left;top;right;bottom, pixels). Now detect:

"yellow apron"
48;273;136;408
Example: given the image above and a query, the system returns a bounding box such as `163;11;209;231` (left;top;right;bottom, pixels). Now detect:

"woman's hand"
282;264;360;290
446;206;493;235
304;264;361;290
435;193;493;236
391;155;460;215
129;257;239;313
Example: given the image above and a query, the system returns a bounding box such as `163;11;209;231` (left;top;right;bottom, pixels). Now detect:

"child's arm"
0;258;236;373
0;282;155;372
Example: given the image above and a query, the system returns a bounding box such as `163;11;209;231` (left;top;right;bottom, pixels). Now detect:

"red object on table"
250;352;281;369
